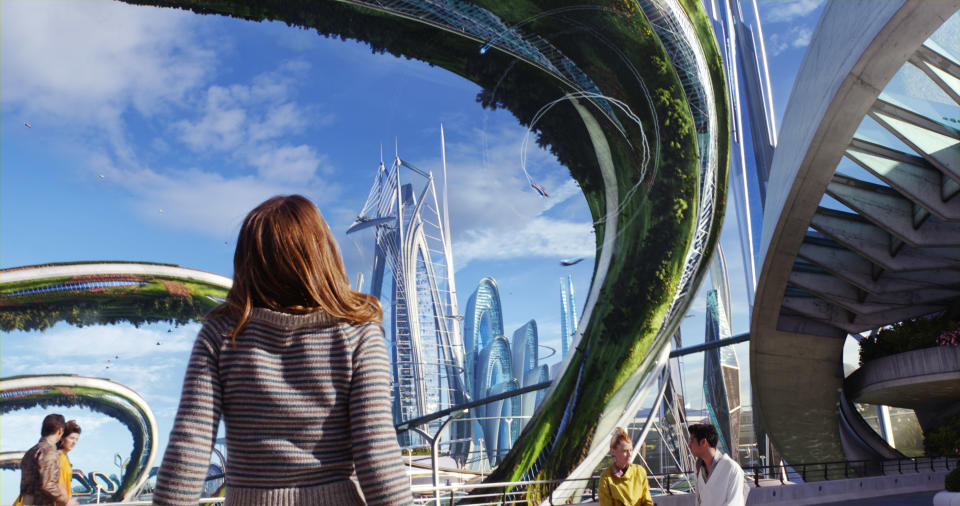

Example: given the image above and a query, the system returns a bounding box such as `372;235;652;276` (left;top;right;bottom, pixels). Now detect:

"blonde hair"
209;195;382;343
610;426;631;450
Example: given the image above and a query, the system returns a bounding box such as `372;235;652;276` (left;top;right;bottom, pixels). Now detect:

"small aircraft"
560;258;584;266
530;181;549;198
24;122;31;128
98;174;105;179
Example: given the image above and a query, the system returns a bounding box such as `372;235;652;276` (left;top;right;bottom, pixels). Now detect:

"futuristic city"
1;0;958;505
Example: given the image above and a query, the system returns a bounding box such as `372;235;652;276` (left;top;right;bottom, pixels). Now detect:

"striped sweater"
153;308;413;506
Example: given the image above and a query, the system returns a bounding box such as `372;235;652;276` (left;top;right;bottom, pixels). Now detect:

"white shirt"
694;451;747;506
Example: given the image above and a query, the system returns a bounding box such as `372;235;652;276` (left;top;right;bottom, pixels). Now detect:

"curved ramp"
1;375;159;501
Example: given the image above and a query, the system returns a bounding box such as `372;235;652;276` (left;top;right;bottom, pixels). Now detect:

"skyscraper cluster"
463;277;549;467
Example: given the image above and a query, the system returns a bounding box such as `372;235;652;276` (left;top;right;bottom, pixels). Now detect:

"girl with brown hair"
153;195;412;506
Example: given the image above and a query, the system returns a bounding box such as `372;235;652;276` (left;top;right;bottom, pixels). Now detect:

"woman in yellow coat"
57;420;82;499
598;427;653;506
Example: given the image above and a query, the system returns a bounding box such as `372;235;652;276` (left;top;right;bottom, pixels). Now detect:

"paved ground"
819;490;939;505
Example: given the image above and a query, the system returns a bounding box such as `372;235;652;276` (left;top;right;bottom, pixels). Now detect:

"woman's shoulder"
195;316;234;348
340;320;384;340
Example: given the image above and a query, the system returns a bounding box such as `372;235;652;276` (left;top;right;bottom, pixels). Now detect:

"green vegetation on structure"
119;0;724;498
677;0;731;263
946;467;960;492
924;412;960;458
859;302;960;365
0;277;227;331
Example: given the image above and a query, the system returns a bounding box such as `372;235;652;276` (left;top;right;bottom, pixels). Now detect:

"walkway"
820;490;938;505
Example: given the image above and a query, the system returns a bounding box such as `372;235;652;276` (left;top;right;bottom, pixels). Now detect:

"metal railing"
742;455;958;485
83;455;958;505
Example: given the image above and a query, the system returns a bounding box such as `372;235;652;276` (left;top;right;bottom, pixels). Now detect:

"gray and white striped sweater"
153;307;413;506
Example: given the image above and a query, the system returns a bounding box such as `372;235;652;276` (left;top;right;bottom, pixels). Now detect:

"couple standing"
16;414;81;506
598;423;747;506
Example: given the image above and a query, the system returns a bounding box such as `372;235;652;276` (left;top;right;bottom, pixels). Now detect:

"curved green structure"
118;0;728;496
0;375;159;502
0;262;231;331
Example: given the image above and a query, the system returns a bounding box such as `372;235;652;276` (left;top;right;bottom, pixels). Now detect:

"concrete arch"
752;0;958;466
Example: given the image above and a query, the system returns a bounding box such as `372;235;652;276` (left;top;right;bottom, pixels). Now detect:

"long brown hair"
209;195;381;343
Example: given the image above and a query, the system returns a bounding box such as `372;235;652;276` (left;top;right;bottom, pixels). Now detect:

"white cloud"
250;145;327;182
93;153;338;237
2;3;339;238
177;85;250;152
0;1;213;125
176;62;323;155
767;26;814;56
454;216;595;266
760;0;822;24
27;323;196;360
440;124;594;267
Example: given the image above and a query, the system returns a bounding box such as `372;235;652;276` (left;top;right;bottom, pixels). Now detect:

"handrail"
109;455;957;505
395;381;552;433
669;332;750;357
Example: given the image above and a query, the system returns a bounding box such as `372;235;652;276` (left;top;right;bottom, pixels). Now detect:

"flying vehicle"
561;258;584;266
530;181;549;197
24;122;31;128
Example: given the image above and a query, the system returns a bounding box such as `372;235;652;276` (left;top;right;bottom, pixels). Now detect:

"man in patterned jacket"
19;414;78;506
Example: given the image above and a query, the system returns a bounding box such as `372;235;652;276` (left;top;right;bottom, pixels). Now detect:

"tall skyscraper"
559;275;578;359
704;247;741;457
347;131;466;448
705;0;779;313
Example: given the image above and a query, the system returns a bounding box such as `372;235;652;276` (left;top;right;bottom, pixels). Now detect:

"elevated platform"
847;346;960;410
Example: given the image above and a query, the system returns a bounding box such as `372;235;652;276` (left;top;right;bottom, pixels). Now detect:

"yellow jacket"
58;451;72;498
598;464;653;506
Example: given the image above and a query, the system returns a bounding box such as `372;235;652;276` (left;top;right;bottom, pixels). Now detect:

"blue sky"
1;0;826;500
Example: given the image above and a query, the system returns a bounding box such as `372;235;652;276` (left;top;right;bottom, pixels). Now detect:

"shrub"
946;468;960;492
859;303;960;365
924;413;960;457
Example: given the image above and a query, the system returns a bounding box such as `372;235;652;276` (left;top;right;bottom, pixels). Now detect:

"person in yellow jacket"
56;420;81;500
598;427;653;506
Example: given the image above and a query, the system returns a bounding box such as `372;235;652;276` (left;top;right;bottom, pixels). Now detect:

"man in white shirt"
688;423;747;506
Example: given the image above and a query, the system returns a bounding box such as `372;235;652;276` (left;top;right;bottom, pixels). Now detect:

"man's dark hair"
689;423;719;448
41;414;66;437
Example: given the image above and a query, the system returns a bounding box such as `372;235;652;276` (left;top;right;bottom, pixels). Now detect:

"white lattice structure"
347;141;467;449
